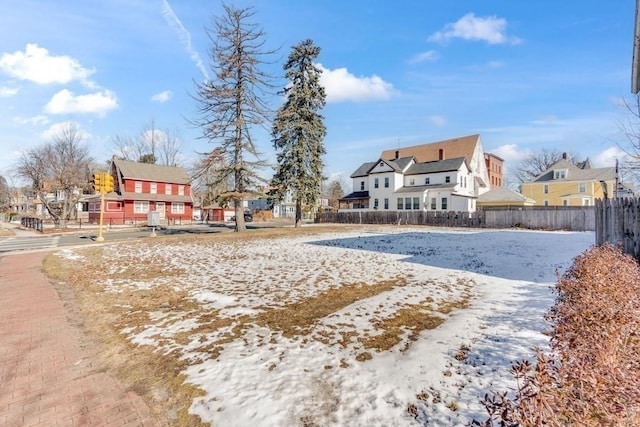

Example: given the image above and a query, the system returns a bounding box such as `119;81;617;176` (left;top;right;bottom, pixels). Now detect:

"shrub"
473;244;640;426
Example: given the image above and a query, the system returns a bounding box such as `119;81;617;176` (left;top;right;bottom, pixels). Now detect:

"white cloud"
0;85;19;97
161;0;209;80
408;50;439;64
13;115;49;126
428;13;521;45
491;144;532;163
44;89;118;116
151;90;173;103
428;115;446;126
593;146;624;168
40;120;90;141
317;64;393;103
0;43;95;86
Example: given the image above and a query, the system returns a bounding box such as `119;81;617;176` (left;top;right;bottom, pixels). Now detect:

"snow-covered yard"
57;225;594;426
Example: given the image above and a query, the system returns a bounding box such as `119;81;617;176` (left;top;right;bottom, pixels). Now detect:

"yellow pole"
96;181;105;242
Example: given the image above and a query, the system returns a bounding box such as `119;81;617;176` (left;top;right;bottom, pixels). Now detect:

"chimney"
562;152;567;160
395;150;399;159
438;148;445;160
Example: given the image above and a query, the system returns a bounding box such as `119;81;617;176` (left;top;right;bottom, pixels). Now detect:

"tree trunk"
295;199;302;227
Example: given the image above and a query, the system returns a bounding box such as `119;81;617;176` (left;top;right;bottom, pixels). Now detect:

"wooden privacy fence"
316;206;595;231
595;197;640;260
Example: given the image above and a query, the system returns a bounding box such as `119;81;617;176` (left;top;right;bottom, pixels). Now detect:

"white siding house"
340;156;481;212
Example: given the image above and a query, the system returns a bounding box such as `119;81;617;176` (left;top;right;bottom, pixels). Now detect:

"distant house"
340;135;494;212
87;158;193;225
477;187;535;208
520;154;619;207
484;152;504;188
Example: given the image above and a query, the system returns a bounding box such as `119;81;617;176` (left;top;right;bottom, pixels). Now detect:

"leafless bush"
473;244;640;426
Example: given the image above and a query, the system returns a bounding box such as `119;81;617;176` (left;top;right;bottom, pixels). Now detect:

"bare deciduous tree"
323;179;345;210
16;122;93;225
513;149;578;184
192;4;275;232
112;120;184;166
190;147;234;212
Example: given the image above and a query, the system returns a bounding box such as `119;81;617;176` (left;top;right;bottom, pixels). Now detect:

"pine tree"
193;4;274;232
271;39;327;227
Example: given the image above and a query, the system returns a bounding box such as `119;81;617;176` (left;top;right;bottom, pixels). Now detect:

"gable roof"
112;158;190;184
380;134;480;163
532;159;615;182
405;157;467;175
477;187;535;204
350;161;378;178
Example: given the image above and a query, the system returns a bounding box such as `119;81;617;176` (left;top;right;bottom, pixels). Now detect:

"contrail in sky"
161;0;209;80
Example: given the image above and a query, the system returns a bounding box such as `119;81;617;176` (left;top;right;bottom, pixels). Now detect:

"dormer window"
553;169;567;179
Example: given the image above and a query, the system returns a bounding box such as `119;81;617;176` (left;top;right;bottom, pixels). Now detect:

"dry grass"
44;224;476;426
254;279;401;337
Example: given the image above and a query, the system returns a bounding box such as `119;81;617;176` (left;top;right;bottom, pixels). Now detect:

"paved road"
0;236;60;253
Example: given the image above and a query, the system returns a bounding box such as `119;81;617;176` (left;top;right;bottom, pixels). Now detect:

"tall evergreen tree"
193;4;274;232
271;39;327;227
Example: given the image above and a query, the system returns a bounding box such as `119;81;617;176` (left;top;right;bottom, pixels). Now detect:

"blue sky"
0;0;637;187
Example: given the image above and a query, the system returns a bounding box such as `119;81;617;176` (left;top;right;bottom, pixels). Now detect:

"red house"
88;158;193;225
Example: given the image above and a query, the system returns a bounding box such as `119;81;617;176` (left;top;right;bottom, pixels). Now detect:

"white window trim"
171;202;185;214
134;200;149;214
135;181;142;194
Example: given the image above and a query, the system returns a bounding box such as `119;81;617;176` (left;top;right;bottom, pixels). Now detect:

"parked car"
230;212;253;222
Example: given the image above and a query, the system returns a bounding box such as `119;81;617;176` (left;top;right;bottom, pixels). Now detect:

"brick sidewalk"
0;251;160;426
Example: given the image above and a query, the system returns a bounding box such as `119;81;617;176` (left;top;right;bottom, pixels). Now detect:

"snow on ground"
58;226;594;426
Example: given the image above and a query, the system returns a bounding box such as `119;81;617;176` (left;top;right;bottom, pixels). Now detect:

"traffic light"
104;174;114;192
93;173;103;192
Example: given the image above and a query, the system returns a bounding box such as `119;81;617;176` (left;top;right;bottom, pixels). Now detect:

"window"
441;197;448;210
563;200;568;206
425;177;430;185
171;202;185;214
178;185;185;196
412;197;419;209
464;176;467;187
374;198;379;209
445;176;450;183
409;178;415;186
544;200;549;206
405;198;411;210
579;182;586;193
150;182;157;194
134;201;149;214
430;197;436;210
374;178;379;188
360;181;365;191
384;198;389;210
135;181;142;193
165;184;172;195
554;170;566;179
582;198;590;206
544;184;549;194
397;198;403;210
384;177;389;188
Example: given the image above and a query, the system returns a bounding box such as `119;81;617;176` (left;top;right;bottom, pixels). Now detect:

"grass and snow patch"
52;225;593;426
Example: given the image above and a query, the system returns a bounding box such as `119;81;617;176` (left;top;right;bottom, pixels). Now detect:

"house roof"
404;157;466;175
112;158;190;184
380;134;480;163
532;159;615;182
340;191;370;200
350;162;377;178
477;187;535;204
